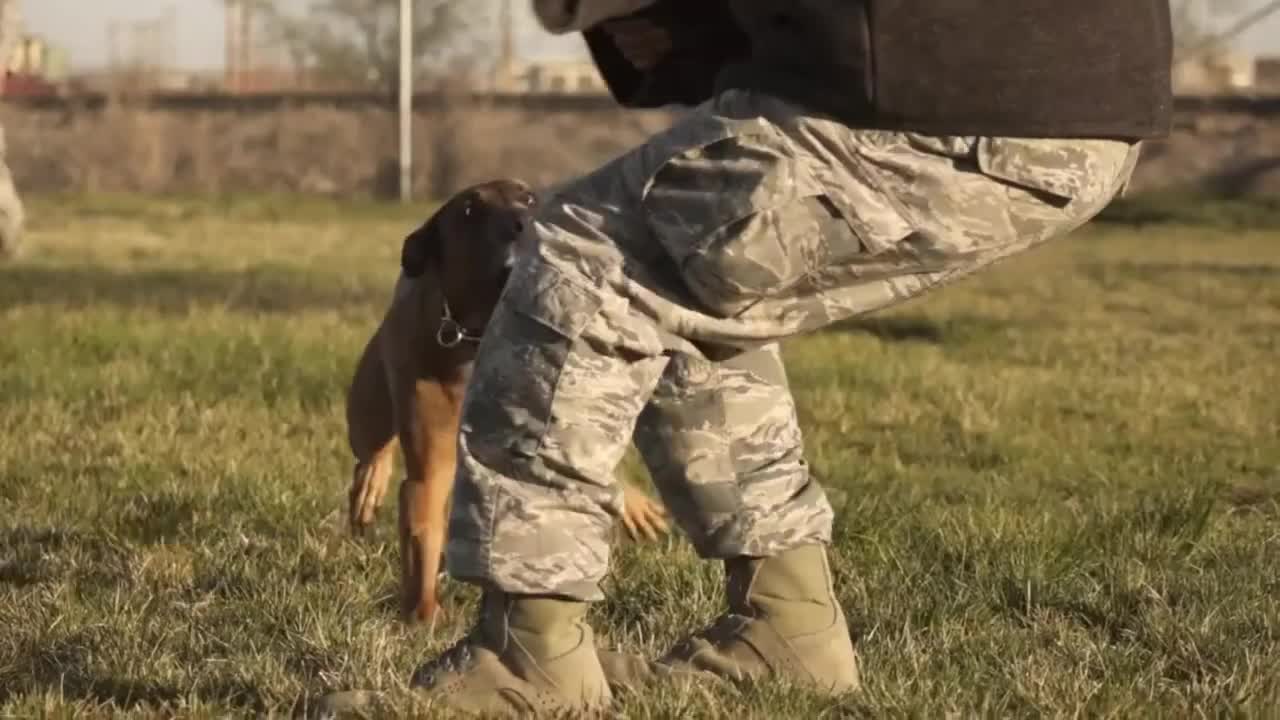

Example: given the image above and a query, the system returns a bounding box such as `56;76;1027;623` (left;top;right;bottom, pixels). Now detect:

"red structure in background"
1;71;58;98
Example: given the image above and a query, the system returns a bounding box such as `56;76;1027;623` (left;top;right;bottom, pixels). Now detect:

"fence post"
399;0;413;203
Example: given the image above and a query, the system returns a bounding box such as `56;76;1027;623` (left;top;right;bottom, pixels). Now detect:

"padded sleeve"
580;0;750;109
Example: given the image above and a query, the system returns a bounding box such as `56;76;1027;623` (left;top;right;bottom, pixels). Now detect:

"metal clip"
436;319;465;348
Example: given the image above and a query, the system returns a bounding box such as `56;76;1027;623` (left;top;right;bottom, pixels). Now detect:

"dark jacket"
583;0;1173;140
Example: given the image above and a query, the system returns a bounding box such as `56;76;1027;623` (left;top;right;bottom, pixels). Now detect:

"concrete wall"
1127;103;1280;196
2;97;1278;199
0;102;675;199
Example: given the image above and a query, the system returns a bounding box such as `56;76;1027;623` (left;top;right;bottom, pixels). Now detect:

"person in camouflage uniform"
319;1;1173;716
0;0;24;260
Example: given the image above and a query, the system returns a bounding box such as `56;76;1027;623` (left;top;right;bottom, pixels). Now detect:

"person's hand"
601;16;673;71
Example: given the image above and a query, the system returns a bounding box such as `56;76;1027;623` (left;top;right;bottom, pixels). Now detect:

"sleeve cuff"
532;0;661;33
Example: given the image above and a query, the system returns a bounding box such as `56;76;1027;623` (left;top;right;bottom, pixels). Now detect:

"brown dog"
344;179;669;625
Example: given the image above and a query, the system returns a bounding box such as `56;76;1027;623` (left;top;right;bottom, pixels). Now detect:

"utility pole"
500;0;514;67
107;21;121;70
241;1;253;91
161;5;177;71
226;0;242;91
399;0;413;203
225;0;254;93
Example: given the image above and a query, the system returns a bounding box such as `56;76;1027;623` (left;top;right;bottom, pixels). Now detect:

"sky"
20;0;588;71
19;0;1280;73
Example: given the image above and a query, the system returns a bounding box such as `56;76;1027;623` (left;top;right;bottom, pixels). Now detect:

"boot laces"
411;633;477;689
674;612;751;655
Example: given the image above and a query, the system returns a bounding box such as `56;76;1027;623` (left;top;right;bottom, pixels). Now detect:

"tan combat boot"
655;544;861;694
407;592;613;716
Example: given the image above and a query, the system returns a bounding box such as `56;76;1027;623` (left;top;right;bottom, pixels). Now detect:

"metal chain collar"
436;296;486;348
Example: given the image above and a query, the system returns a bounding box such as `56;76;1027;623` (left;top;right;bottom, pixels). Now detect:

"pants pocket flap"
977;137;1091;201
507;257;604;340
818;171;917;259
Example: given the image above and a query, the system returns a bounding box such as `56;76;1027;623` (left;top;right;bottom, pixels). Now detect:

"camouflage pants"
446;89;1141;601
0;123;24;259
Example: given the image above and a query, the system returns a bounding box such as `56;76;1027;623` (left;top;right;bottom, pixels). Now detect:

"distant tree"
241;0;494;92
1171;0;1245;56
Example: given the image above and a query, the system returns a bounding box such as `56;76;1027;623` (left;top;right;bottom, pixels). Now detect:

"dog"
344;179;670;625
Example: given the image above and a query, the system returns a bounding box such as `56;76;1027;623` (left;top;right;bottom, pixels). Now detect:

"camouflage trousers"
445;89;1141;601
0;123;24;259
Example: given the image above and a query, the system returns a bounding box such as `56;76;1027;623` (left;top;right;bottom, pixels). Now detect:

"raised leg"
619;483;670;543
345;330;397;535
632;343;857;693
633;343;832;561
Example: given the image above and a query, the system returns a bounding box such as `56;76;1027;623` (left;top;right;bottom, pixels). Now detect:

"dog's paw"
402;591;445;631
620;490;670;543
348;460;391;536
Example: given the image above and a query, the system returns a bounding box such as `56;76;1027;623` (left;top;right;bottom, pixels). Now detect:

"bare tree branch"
244;0;494;92
1172;0;1246;53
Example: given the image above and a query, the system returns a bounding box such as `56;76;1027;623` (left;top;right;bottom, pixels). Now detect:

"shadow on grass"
114;493;200;546
0;527;73;587
1;651;267;714
0;527;131;589
821;313;1015;346
995;575;1148;645
1096;187;1280;229
1081;260;1280;281
0;265;385;315
0;658;181;710
1224;483;1280;517
0;527;269;712
826;315;946;344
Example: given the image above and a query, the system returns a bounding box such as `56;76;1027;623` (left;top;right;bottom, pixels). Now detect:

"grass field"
1;193;1279;718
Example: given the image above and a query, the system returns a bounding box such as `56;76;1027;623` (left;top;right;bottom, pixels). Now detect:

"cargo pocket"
642;119;913;318
975;137;1094;207
463;256;605;468
509;256;602;340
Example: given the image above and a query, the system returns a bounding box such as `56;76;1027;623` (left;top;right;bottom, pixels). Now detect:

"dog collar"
437;297;486;348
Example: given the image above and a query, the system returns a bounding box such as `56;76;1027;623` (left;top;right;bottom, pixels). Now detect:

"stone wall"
1127;110;1280;196
0;102;674;199
3;100;1278;199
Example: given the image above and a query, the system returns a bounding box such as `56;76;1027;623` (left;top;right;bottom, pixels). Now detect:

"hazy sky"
21;0;587;71
20;0;1280;72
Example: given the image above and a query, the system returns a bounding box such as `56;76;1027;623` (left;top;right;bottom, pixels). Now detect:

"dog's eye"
464;202;473;217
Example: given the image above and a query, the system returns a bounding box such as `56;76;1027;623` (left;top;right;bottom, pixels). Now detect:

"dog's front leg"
346;328;397;535
394;377;464;627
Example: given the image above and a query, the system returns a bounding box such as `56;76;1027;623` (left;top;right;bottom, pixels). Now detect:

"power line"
1176;0;1280;63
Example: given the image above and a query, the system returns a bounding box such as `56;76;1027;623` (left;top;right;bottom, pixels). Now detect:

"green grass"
2;192;1279;718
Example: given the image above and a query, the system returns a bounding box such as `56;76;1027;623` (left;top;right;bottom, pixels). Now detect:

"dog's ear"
401;213;443;278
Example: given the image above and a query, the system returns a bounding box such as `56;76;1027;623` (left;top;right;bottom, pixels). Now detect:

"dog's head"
400;179;537;320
